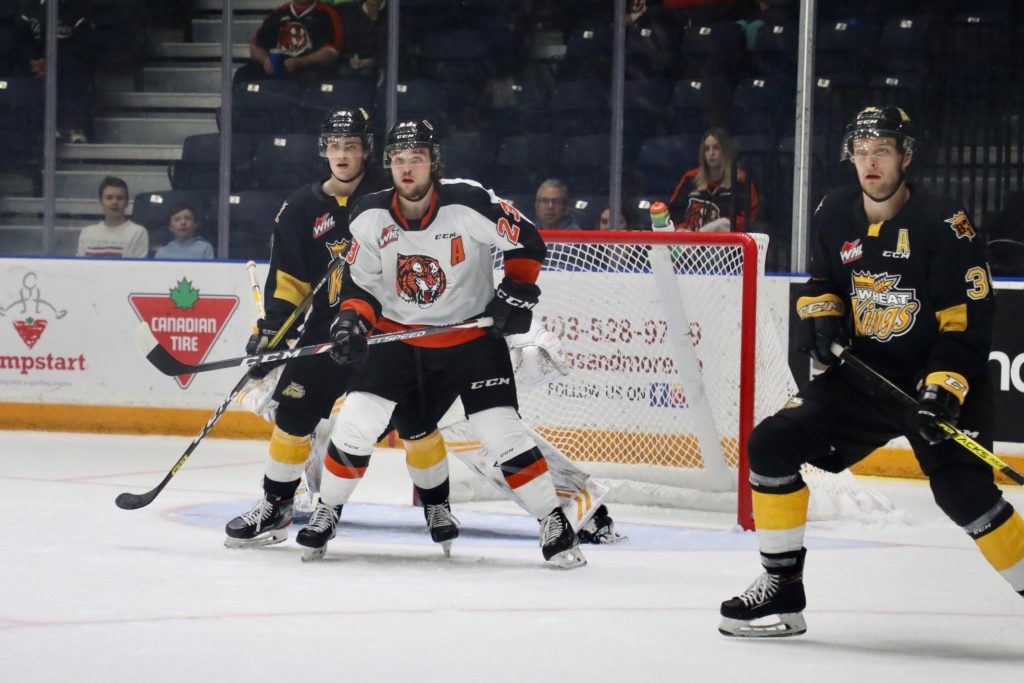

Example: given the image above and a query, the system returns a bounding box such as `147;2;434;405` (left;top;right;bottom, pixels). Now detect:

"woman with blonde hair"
666;127;759;232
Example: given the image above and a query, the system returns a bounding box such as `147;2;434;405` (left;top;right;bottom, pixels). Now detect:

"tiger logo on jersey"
680;198;720;232
396;254;446;308
945;210;976;241
850;271;920;341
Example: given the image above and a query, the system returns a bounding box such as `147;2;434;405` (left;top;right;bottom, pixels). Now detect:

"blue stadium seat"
496;134;559;194
815;17;879;75
418;29;517;81
232;81;302;134
251;135;321;190
443;133;499;185
667;77;731;133
170;133;255;192
559;27;612;80
877;16;931;73
637;134;700;196
730;77;792;133
559;134;612;196
624;79;671;135
228;191;289;261
568;194;606;230
679;21;743;78
748;22;798;78
298;80;376;131
544;79;609;135
132;190;214;242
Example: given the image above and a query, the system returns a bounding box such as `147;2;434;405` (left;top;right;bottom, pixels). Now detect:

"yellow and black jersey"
808;183;994;384
263;174;382;331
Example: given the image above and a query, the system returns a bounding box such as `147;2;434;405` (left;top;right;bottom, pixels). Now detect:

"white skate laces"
240;498;275;532
540;510;565;547
426;503;455;529
737;573;780;607
306;501;338;532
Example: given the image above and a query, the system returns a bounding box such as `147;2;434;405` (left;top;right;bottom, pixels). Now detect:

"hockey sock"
264;426;312;485
500;447;561;519
751;472;810;555
263;475;300;501
966;501;1024;592
319;442;371;507
404;430;450;505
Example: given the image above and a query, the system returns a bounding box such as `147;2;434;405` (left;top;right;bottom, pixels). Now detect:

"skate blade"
547;546;587;570
580;527;627;545
440;540;453;558
223;529;288;549
300;545;327;562
718;613;807;638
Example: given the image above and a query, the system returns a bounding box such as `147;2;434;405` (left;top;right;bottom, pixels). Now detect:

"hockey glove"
795;293;846;366
484;276;540;337
914;372;968;445
329;308;370;366
245;319;290;379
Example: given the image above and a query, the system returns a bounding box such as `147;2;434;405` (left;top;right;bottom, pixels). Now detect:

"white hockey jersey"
340;178;546;347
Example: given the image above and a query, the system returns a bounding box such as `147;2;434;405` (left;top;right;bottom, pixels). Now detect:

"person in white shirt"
76;176;149;258
154;203;214;260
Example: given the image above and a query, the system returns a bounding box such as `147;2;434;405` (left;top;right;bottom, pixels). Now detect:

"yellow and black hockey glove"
795;293;846;366
914;372;968;445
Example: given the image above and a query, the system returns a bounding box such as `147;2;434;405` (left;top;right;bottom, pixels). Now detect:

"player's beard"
396;176;434;203
861;175;905;203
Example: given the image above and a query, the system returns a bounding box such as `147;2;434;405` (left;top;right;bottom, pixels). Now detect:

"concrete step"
55;168;171;198
1;196;105;217
97;91;221;111
191;18;263;44
92;116;218;146
143;66;232;93
149;42;249;60
59;144;182;162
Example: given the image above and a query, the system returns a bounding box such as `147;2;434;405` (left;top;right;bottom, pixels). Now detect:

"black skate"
577;505;626;544
224;495;293;548
540;507;586;569
424;501;460;557
295;500;342;562
719;549;807;638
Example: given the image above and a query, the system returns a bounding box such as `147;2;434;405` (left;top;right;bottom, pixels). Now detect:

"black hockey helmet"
319;107;373;157
840;105;915;160
383;119;441;168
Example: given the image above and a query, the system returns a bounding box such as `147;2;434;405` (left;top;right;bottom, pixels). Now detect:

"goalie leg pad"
329;391;395;457
498;446;560;519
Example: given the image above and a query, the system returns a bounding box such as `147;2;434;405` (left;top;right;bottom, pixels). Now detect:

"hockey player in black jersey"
224;108;384;548
295;120;587;568
720;106;1020;637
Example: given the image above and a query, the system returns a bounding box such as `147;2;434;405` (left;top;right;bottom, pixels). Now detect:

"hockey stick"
115;257;345;510
135;317;495;377
245;260;266;319
830;342;1024;486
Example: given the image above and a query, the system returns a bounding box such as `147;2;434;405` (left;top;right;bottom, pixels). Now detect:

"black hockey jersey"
808;184;995;384
341;178;546;347
264;175;380;332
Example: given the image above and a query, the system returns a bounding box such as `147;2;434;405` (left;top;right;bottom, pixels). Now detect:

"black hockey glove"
484;276;540;337
913;373;968;445
245;319;290;379
795;293;847;366
329;308;370;366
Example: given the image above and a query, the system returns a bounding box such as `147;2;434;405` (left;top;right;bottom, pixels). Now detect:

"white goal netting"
449;230;894;527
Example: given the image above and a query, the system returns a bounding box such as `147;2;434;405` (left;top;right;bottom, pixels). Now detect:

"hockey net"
455;230;893;529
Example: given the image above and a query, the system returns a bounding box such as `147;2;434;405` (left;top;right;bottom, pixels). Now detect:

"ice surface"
2;430;1024;682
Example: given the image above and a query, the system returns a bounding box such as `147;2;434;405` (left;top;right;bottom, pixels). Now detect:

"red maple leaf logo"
13;318;47;349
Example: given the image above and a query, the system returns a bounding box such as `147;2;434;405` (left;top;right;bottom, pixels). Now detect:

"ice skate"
424;501;460;557
540;507;586;569
224;495;293;548
719;550;807;638
296;500;342;562
577;505;626;544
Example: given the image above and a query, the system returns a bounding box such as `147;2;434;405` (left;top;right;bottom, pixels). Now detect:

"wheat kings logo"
850;271;920;341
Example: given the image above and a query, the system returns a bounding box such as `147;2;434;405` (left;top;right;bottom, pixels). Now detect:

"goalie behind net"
452;231;895;527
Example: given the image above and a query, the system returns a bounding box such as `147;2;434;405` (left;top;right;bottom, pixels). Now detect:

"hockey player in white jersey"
296;120;587;568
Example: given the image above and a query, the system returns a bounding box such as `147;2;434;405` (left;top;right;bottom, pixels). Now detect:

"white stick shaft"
245;260;266;320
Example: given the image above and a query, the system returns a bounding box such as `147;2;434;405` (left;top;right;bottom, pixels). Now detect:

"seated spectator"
23;0;95;142
154;203;214;260
233;0;344;85
76;176;149;258
335;0;385;82
535;179;580;230
667;127;759;232
598;205;639;230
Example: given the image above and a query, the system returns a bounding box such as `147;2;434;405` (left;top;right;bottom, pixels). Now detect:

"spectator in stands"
154;203;214;260
23;0;95;143
233;0;344;85
598;205;639;231
76;176;149;258
335;0;385;82
667;127;759;232
535;179;580;230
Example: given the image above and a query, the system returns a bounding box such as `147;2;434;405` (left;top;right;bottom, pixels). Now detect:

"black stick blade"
115;488;160;510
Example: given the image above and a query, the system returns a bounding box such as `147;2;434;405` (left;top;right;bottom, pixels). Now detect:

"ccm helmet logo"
496;289;536;310
470;377;511;389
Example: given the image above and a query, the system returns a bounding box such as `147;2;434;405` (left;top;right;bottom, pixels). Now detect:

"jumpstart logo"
129;278;238;388
0;272;85;376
